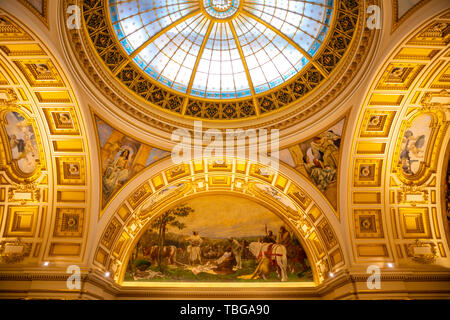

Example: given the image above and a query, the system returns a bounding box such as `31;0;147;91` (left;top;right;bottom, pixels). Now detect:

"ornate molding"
0;239;32;264
61;0;378;133
406;240;438;264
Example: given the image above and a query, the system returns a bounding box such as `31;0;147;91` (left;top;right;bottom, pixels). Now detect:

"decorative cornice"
1;268;449;299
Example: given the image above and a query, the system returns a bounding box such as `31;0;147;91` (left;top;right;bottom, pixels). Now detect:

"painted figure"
5;112;39;174
186;231;203;265
102;148;131;199
213;247;236;275
399;130;426;175
262;228;276;244
302;130;341;192
228;237;243;269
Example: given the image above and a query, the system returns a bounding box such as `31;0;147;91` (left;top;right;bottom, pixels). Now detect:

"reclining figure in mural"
212;247;237;275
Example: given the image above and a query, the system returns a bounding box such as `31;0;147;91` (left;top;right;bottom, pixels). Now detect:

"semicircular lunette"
126;194;315;284
94;159;344;287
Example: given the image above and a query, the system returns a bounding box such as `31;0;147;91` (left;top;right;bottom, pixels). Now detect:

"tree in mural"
150;205;194;270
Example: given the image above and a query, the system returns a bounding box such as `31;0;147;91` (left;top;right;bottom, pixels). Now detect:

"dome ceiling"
109;0;333;100
72;0;372;127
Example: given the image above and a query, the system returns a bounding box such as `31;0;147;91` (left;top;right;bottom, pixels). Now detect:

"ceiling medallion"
74;0;367;121
203;0;241;20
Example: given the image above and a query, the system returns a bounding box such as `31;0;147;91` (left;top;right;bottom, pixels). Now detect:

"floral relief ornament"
407;240;438;264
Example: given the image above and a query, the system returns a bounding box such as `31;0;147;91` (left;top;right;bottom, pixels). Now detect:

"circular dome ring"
109;0;334;101
78;0;366;121
202;0;242;21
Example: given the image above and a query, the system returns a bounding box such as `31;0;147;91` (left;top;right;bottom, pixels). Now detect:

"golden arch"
348;8;450;265
0;10;91;264
121;190;320;285
93;158;345;287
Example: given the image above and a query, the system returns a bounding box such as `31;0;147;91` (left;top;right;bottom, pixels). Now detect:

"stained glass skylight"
109;0;334;100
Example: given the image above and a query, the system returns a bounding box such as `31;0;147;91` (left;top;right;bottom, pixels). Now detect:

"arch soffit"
93;158;347;286
348;8;450;266
0;10;92;264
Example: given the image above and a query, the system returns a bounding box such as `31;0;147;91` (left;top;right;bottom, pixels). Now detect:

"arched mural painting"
125;194;313;283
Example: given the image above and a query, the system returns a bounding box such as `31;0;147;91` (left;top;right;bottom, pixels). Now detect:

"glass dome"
109;0;333;100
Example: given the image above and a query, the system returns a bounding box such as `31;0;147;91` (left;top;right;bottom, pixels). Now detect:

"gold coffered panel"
53;208;84;238
208;175;231;187
356;244;389;257
353;192;381;205
368;93;405;106
48;242;81;256
4;206;39;237
394;47;440;61
165;164;190;182
407;21;450;46
13;59;63;87
359;110;396;138
101;217;121;250
128;183;152;210
43;108;80;135
376;63;425;91
55;157;86;186
317;219;337;250
353;209;384;239
353;159;383;188
429;61;450;89
399;207;432;239
0;43;45;56
34;90;71;103
0;16;32;41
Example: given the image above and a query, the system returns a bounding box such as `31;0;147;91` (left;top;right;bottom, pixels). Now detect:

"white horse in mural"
248;242;288;282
